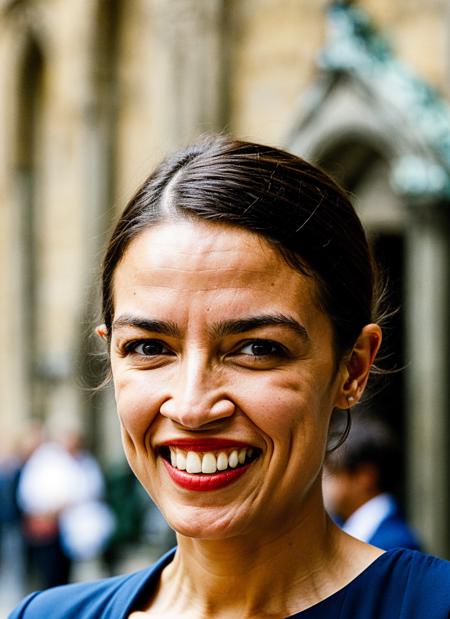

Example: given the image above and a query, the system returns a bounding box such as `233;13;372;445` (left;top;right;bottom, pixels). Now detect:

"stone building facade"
0;0;450;555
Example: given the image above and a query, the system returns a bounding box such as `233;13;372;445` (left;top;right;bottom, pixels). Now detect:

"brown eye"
128;340;171;356
240;340;284;357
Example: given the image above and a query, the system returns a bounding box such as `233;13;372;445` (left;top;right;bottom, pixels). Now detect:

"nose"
159;356;235;429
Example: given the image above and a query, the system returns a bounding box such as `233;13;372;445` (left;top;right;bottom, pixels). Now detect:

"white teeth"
202;452;217;474
217;452;228;471
176;451;186;470
186;451;202;474
167;446;256;474
170;448;177;467
228;450;239;468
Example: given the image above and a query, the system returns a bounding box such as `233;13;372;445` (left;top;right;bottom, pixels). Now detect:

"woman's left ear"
334;323;382;409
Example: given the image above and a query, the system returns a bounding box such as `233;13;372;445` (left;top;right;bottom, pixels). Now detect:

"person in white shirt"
17;418;113;589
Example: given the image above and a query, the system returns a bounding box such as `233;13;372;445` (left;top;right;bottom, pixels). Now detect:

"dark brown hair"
101;135;380;362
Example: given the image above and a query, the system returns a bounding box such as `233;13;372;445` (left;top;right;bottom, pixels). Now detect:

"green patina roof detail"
319;2;450;200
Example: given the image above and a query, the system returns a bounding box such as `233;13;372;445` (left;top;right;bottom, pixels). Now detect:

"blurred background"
1;0;450;611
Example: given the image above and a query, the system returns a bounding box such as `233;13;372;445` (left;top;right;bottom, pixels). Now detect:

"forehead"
111;221;323;323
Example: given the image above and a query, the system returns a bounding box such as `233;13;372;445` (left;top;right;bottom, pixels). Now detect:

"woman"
10;136;450;618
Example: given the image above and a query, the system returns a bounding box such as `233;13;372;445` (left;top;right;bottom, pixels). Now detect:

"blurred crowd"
0;417;175;612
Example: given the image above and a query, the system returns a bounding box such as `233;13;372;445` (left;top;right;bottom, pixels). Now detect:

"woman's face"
108;220;350;540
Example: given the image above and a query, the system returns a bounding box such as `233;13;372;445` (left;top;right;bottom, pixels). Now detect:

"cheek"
113;374;161;436
237;377;315;449
242;372;332;434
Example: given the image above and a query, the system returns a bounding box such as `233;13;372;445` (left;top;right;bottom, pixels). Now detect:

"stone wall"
0;0;448;456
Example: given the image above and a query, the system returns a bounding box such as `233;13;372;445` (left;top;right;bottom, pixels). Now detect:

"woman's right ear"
95;324;108;339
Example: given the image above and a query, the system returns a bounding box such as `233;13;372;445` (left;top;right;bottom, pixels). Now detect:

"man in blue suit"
323;414;422;551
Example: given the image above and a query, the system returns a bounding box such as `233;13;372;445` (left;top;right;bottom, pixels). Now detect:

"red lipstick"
162;458;252;491
159;438;250;452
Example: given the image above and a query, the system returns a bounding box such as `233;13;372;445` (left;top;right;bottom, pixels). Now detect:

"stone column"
150;0;227;149
405;204;450;556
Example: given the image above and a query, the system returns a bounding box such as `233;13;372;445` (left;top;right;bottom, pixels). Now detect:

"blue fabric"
8;549;175;619
9;548;450;618
289;549;450;617
368;507;422;551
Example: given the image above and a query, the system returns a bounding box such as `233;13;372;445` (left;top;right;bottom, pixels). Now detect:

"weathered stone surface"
0;0;448;458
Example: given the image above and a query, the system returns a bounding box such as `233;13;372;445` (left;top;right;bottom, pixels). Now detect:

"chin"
161;504;251;541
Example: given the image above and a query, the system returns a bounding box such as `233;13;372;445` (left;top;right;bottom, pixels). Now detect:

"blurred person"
16;416;114;590
101;462;148;575
0;439;26;608
0;420;45;607
102;461;175;575
17;420;46;465
10;136;450;618
323;413;422;551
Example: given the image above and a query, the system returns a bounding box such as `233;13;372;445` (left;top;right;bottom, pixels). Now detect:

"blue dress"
9;547;450;618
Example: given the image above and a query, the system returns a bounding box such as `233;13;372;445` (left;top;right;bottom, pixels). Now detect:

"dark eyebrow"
211;314;309;341
112;315;180;338
112;313;309;342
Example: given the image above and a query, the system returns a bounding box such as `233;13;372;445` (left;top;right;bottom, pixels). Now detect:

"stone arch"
312;135;405;231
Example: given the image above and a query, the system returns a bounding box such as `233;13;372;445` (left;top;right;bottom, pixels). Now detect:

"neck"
149;484;373;618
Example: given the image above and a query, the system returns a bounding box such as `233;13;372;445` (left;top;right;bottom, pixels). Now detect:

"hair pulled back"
101;135;379;361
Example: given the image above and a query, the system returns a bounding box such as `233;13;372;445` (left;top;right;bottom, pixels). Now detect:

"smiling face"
108;220;351;540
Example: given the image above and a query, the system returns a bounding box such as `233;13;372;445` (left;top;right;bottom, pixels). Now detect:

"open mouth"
159;445;260;475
